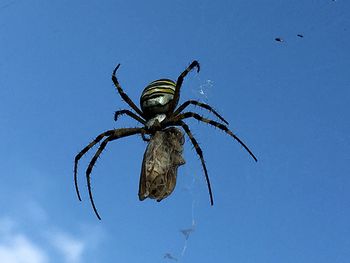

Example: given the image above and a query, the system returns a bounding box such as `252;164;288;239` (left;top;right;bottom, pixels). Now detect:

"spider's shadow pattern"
74;60;257;219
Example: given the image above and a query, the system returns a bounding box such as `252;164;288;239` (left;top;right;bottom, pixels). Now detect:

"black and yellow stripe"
140;79;176;118
141;79;176;100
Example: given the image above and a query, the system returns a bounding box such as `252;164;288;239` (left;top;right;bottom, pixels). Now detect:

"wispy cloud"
0;218;48;263
23;200;48;223
49;232;85;263
0;203;104;263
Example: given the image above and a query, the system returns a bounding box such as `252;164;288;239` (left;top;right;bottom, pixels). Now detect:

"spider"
74;60;257;219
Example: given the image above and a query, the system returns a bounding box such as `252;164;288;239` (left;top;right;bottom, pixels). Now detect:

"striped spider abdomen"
140;79;176;119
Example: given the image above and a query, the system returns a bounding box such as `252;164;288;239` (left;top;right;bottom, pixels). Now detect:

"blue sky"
1;0;350;262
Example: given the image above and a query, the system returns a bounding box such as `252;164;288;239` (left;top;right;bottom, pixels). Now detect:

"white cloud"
0;233;48;263
0;198;105;263
46;224;105;263
49;232;85;263
0;217;48;263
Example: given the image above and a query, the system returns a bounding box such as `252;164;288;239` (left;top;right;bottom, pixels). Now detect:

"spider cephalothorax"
74;60;257;219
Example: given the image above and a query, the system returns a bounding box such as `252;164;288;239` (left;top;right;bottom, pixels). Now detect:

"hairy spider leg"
174;100;229;125
175;112;258;162
178;121;214;205
114;110;150;142
169;60;200;113
113;110;149;141
112;64;145;118
85;128;144;220
114;109;146;124
74;129;116;201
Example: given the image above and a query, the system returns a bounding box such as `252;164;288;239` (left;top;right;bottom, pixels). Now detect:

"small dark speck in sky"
297;34;304;38
275;37;284;42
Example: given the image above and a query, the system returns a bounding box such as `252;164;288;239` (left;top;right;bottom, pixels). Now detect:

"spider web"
163;171;200;262
179;199;196;257
190;78;214;104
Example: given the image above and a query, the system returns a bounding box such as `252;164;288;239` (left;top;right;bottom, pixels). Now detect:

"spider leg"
174;100;229;125
114;110;148;141
112;64;145;118
177;121;214;206
74;129;116;201
175;112;258;162
85;127;144;220
169;60;200;112
114;109;146;125
141;129;150;142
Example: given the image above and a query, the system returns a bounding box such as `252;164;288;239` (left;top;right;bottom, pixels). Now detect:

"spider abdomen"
140;79;176;118
138;127;185;202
